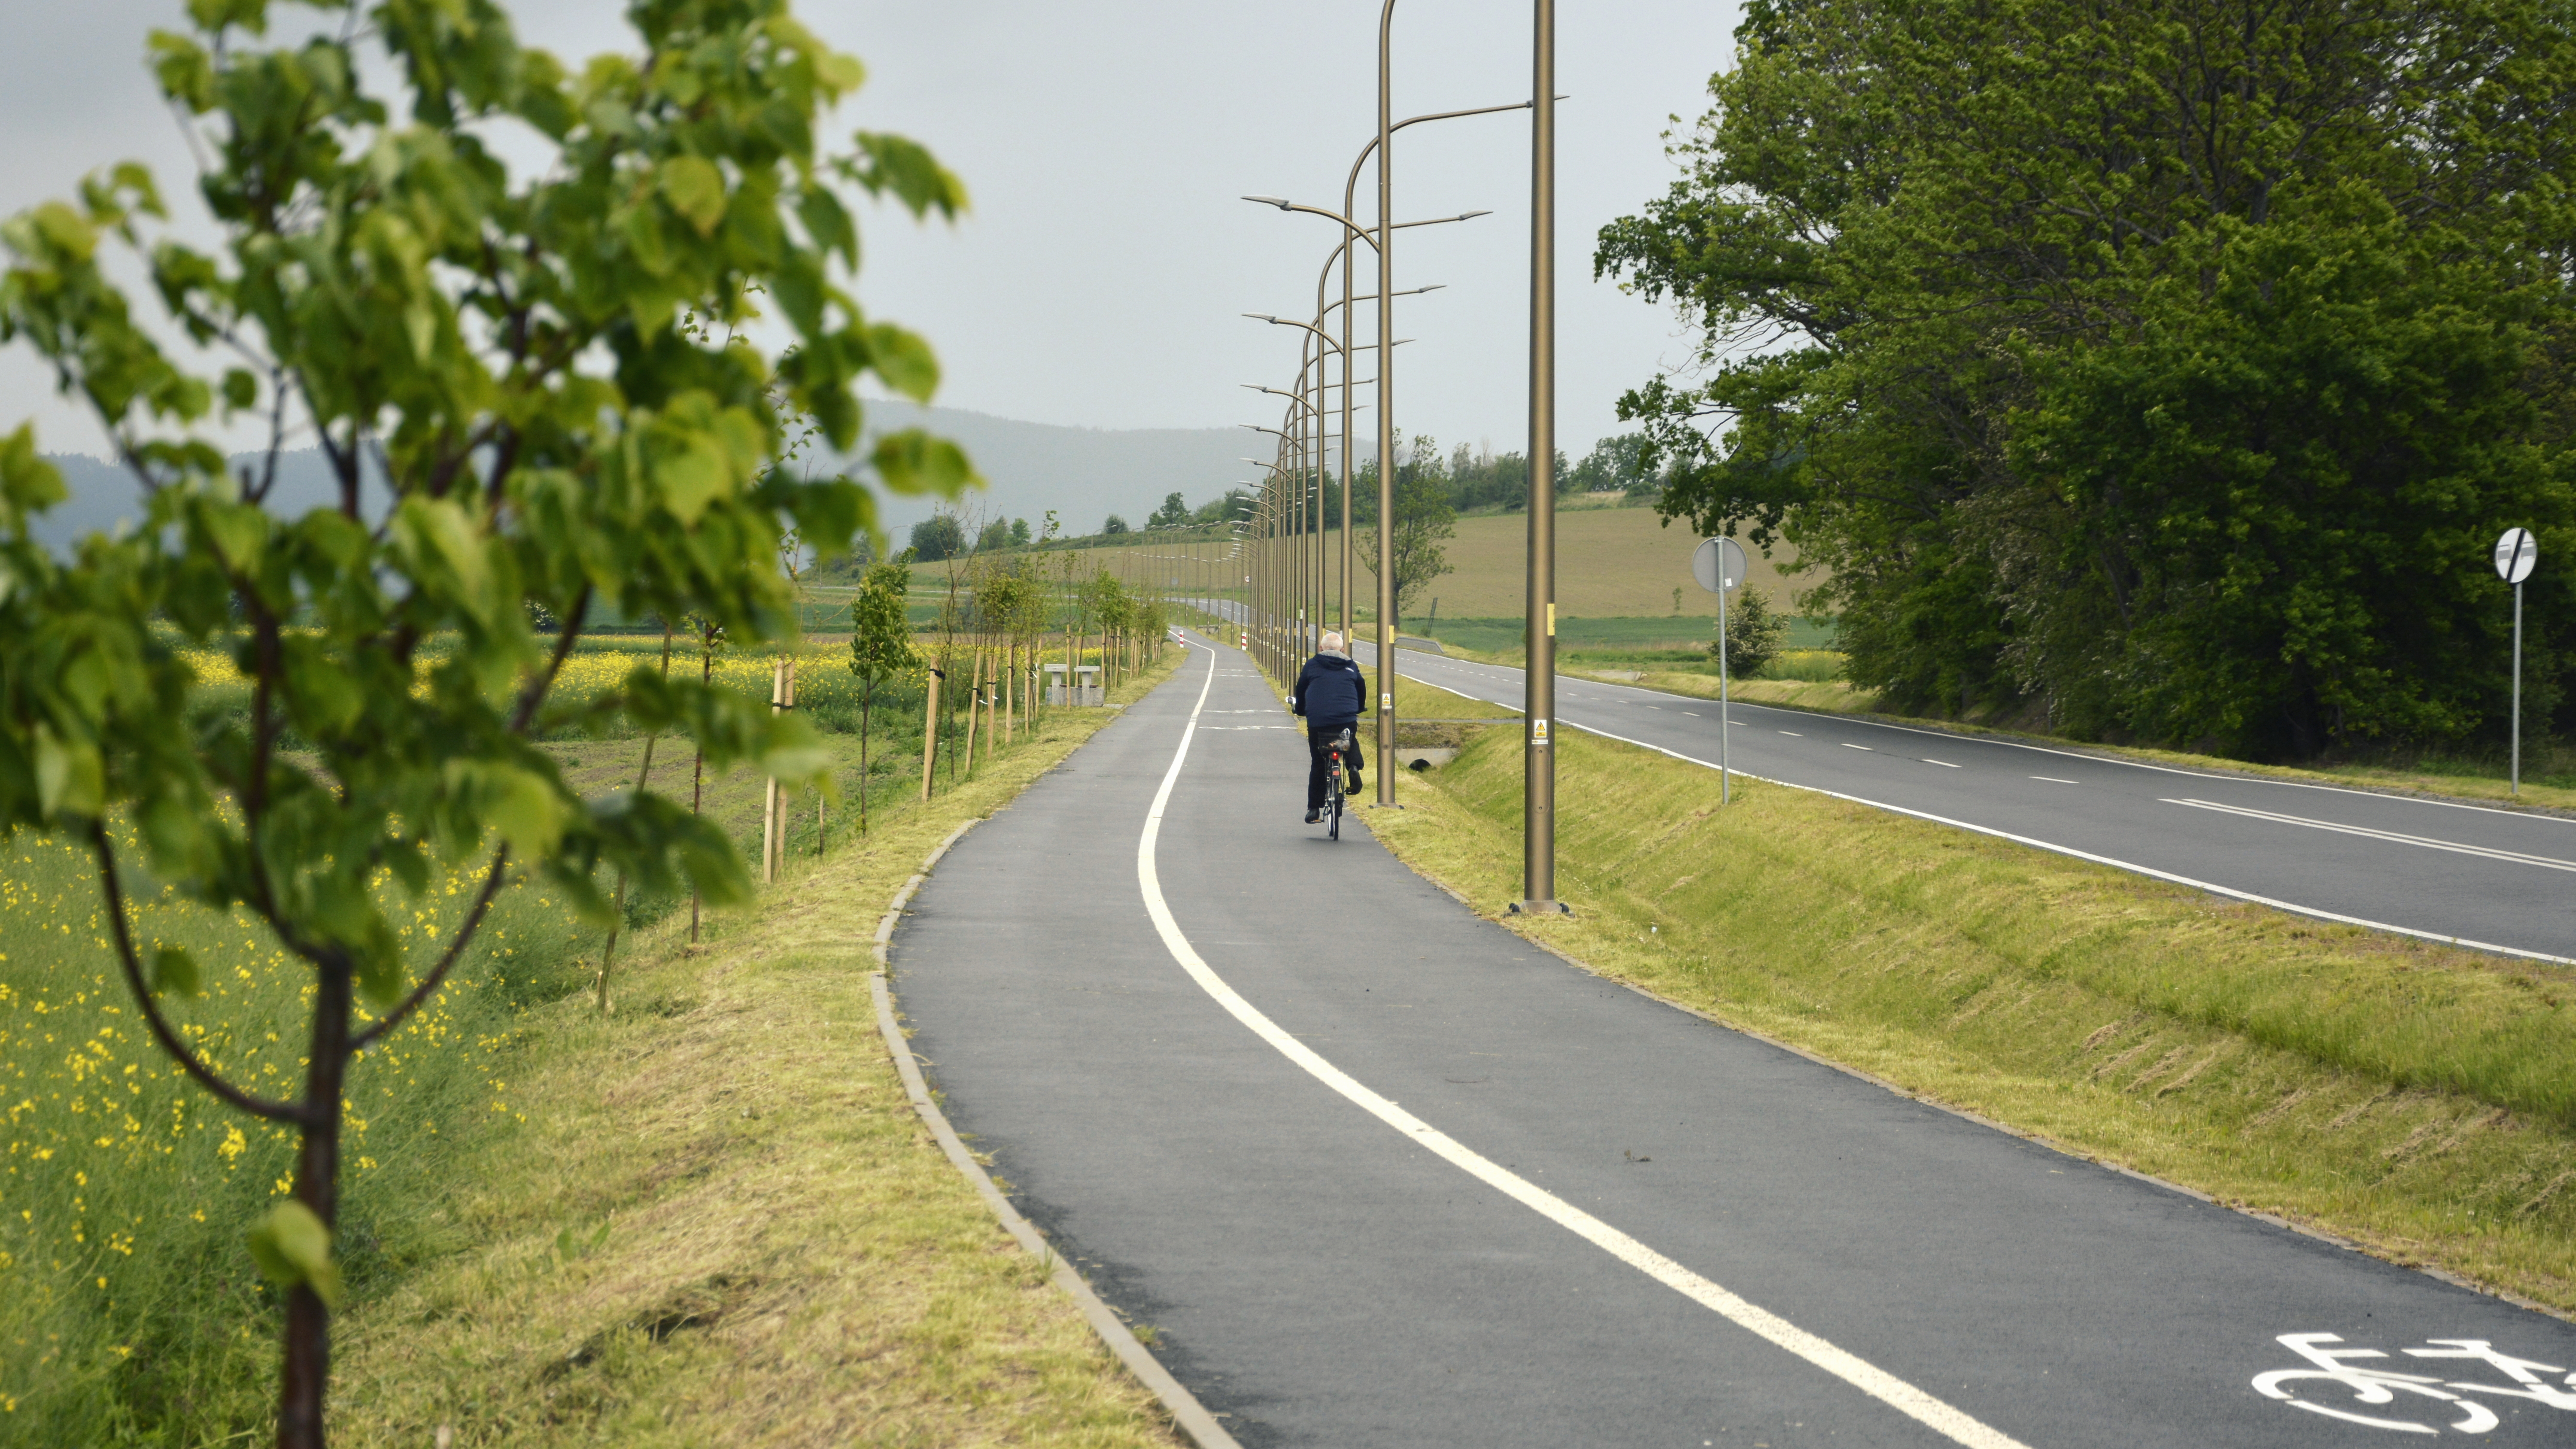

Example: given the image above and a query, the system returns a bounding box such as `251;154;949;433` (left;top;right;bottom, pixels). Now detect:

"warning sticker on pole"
1531;718;1551;744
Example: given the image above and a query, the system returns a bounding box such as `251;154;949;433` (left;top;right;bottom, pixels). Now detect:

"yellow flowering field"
0;826;593;1441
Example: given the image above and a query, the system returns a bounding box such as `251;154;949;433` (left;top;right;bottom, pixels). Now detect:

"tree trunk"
858;681;873;835
690;627;711;944
963;644;982;774
276;961;353;1449
920;662;940;801
598;628;672;1012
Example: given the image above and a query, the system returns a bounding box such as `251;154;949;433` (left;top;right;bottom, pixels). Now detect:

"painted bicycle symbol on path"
2255;1333;2576;1434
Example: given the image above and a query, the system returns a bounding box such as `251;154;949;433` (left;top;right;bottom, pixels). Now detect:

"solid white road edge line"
1358;642;2568;824
1138;640;2033;1449
1375;648;2574;963
1554;717;2576;969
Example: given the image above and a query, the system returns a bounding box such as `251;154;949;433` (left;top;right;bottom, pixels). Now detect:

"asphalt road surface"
1313;633;2575;965
890;633;2576;1448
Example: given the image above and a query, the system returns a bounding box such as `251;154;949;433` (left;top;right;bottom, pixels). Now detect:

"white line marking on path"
1843;744;1874;752
2165;799;2576;875
1779;731;1802;736
2031;777;2078;785
1137;641;2034;1449
1923;759;1959;769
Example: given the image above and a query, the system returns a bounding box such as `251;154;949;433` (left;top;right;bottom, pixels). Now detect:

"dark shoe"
1304;809;1321;824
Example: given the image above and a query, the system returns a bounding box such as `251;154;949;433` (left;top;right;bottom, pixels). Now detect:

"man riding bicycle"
1290;630;1367;823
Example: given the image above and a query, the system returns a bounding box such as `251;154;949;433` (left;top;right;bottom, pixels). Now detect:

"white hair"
1321;630;1346;653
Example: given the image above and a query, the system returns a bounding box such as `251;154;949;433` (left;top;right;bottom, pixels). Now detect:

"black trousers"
1306;719;1362;810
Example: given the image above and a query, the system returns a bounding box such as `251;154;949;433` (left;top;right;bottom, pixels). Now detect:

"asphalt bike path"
1343;635;2576;963
891;632;2576;1446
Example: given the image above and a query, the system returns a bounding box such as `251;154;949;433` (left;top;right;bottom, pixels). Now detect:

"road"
890;632;2576;1447
1293;632;2573;964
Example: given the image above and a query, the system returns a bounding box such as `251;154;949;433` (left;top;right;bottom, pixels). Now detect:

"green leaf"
149;947;204;998
864;322;939;402
392;495;493;620
659;155;726;237
486;765;567;859
148;30;216;111
848;132;966;221
872;429;977;498
30;726;101;820
0;424;67;531
27;202;98;262
198;500;269;574
247;1200;341;1310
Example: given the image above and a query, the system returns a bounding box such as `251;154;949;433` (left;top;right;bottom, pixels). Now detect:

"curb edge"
868;819;1243;1449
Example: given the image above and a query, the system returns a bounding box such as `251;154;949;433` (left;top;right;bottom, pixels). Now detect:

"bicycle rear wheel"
1327;752;1345;840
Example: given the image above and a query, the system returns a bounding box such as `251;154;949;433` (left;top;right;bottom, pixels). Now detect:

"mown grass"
2;643;1189;1446
1366;725;2576;1310
321;653;1188;1447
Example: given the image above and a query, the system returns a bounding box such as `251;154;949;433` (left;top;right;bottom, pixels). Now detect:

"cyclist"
1290;630;1367;823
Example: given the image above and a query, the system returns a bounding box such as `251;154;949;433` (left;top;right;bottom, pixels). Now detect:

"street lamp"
1517;0;1565;913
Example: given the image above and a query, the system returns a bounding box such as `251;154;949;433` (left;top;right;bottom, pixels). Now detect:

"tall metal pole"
2514;579;2524;795
1718;572;1731;804
1340;256;1355;644
1372;0;1399;804
1517;0;1560;911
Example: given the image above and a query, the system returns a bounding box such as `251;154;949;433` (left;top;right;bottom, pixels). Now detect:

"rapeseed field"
0;825;590;1441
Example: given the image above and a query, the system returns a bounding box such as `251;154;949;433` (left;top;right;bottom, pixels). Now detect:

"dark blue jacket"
1292;652;1367;723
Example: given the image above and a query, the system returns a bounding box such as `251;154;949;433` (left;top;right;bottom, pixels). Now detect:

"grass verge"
0;652;1188;1446
1365;725;2576;1314
319;655;1189;1446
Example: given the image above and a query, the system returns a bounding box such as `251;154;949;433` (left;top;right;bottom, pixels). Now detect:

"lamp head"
1242;195;1294;210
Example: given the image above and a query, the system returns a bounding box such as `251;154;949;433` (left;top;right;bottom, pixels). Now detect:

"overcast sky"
0;2;1742;471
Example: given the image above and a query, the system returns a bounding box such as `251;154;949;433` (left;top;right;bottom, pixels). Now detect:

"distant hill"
32;403;1281;555
27;450;363;555
852;400;1270;538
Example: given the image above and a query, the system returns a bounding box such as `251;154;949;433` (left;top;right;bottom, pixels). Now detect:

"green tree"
1360;433;1456;620
909;511;965;561
848;559;917;832
1598;0;2576;756
973;515;1012;553
0;0;969;1440
1102;513;1130;535
1009;515;1031;546
1713;587;1789;677
1148;490;1190;528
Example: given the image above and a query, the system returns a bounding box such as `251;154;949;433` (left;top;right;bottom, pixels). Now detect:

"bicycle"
1322;726;1355;840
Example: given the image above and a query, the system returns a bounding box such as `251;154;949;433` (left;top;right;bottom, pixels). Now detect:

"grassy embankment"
1366;725;2576;1311
2;640;1189;1447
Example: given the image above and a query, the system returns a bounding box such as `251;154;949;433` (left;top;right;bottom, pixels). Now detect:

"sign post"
1692;536;1749;804
2495;527;2539;795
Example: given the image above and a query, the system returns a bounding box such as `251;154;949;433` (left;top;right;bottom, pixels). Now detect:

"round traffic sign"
1692;536;1750;594
2496;528;2539;585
